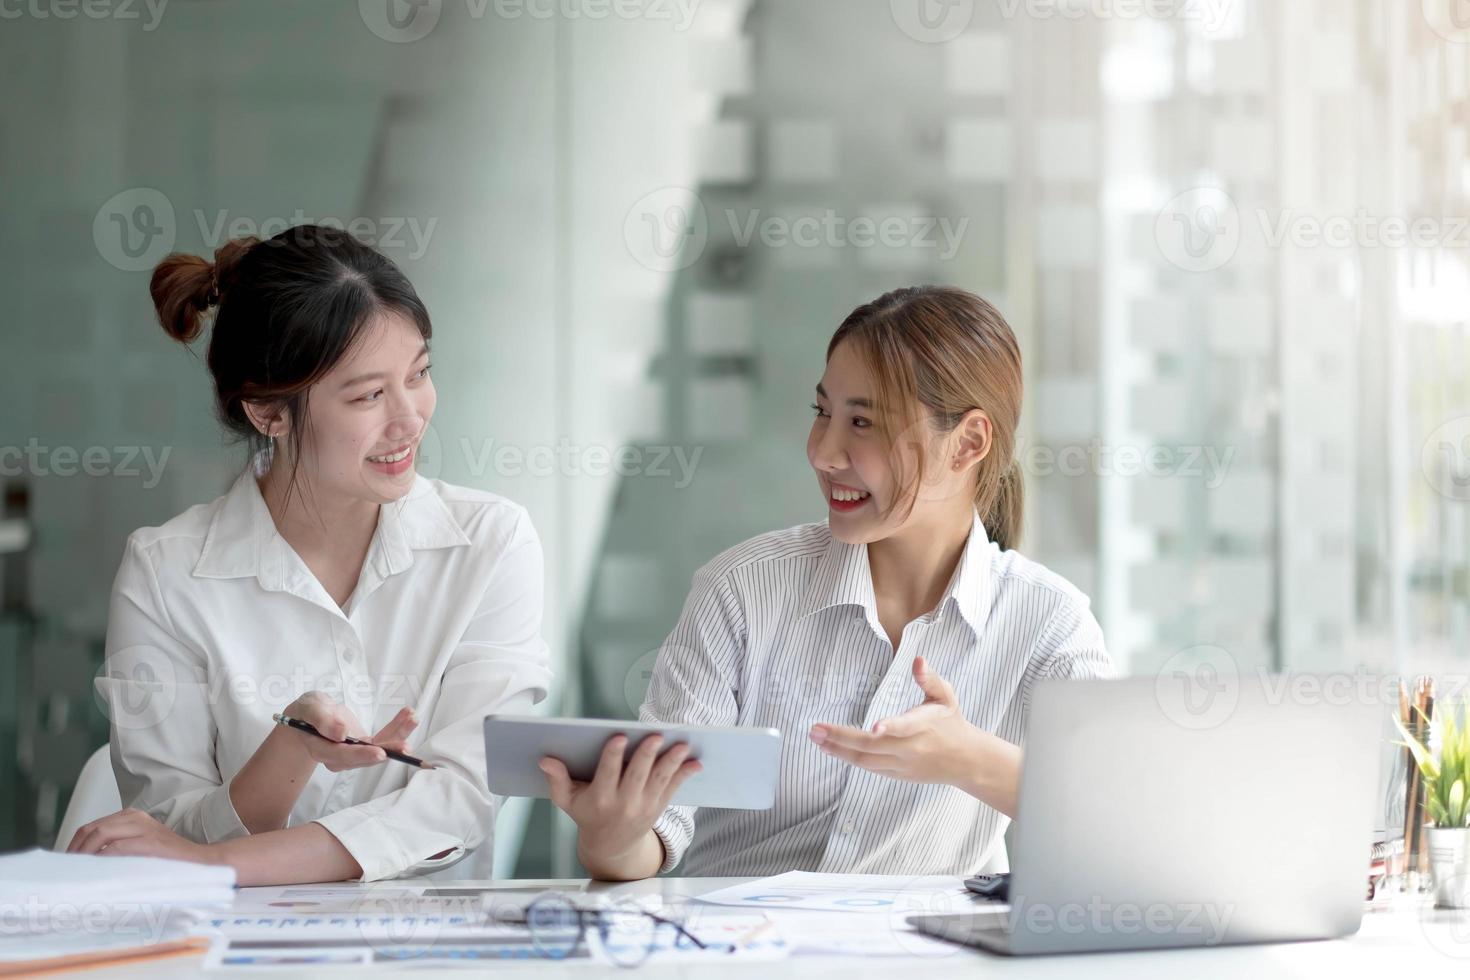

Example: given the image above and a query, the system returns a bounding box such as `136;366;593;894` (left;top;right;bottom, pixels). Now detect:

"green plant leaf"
1389;704;1470;825
1458;706;1470;791
1394;712;1440;782
1444;710;1461;776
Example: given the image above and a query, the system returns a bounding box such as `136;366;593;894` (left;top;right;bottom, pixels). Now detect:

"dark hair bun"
149;236;259;345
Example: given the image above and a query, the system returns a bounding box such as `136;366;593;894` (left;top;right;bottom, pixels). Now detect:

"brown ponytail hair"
827;285;1024;551
150;237;256;345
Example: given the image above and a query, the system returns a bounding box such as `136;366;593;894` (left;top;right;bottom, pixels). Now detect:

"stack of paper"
0;848;235;975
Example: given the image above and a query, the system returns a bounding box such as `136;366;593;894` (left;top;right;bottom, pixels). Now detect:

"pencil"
1402;677;1433;879
272;713;437;769
1396;678;1410;879
1419;680;1436;876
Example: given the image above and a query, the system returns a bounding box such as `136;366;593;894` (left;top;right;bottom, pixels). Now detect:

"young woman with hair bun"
69;225;552;885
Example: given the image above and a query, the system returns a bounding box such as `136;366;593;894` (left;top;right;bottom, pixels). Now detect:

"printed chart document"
691;872;1004;957
203;885;790;967
692;871;979;913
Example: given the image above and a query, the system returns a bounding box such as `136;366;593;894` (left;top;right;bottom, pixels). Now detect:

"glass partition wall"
1;0;1465;874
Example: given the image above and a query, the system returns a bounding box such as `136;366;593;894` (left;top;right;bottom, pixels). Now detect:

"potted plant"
1396;703;1470;908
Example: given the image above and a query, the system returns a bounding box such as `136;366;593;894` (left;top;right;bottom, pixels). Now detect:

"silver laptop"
910;673;1381;955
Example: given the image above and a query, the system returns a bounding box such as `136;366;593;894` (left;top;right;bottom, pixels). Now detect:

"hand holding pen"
274;692;436;771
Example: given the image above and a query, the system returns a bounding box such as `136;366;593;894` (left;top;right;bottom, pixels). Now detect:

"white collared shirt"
95;463;552;881
642;511;1112;876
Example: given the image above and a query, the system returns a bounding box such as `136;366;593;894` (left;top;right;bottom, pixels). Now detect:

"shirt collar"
795;509;995;638
192;461;471;591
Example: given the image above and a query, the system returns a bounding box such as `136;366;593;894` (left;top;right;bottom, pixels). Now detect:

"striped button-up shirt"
641;510;1112;876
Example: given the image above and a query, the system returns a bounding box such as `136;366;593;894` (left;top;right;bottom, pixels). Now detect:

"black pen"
272;713;437;769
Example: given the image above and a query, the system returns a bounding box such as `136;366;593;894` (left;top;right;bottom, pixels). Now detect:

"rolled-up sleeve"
639;562;745;874
96;536;250;845
314;510;552;881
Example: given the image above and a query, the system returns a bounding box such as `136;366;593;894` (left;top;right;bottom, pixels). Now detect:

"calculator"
962;872;1010;902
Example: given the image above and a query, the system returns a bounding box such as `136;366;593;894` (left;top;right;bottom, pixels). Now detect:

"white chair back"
53;744;121;851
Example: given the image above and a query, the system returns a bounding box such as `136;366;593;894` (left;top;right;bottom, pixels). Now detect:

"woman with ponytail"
68;225;551;884
546;285;1112;880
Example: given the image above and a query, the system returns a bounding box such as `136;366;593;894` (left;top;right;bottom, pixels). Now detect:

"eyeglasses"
524;893;735;967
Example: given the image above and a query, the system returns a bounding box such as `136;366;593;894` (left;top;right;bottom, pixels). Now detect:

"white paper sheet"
765;911;997;958
692;871;977;913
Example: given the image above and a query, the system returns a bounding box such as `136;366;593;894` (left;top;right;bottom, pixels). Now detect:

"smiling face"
807;338;988;545
257;310;436;508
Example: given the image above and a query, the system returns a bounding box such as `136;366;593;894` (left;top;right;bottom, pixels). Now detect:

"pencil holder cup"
1429;827;1470;909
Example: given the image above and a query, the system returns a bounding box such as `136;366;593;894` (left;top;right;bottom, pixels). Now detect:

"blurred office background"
1;0;1467;874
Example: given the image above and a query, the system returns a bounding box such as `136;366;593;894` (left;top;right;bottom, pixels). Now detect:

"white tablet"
483;716;782;810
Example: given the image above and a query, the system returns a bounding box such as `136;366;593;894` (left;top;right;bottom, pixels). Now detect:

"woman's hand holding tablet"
541;734;699;877
483;716;782;881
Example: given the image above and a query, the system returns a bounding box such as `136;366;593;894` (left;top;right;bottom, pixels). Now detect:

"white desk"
86;876;1470;977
